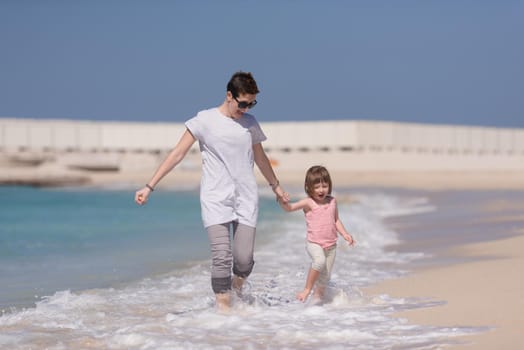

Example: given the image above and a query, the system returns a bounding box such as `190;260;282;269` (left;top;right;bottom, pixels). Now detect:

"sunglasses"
233;96;257;109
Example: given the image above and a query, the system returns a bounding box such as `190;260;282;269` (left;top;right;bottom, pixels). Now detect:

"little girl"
278;165;355;302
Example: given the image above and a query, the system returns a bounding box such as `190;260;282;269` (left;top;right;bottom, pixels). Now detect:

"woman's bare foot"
296;289;311;302
232;276;245;296
215;292;231;312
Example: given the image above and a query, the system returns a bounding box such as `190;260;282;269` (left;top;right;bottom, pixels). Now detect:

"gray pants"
206;221;256;294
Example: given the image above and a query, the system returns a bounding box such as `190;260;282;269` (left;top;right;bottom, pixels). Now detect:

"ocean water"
0;186;483;349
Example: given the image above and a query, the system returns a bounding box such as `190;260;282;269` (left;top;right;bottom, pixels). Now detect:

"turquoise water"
1;187;194;308
0;186;283;309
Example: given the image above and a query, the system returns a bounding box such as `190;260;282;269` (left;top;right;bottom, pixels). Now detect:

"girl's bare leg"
297;268;320;302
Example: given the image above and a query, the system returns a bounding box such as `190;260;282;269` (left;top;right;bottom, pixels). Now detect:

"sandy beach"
367;234;524;349
364;189;524;350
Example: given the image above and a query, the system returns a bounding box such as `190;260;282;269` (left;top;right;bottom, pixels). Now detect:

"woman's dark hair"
227;71;260;97
304;165;332;197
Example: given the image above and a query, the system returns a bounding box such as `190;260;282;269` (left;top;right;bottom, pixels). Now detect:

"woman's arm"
135;129;196;205
253;143;288;202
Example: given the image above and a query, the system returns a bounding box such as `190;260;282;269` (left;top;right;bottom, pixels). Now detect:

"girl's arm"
278;197;311;212
135;129;196;205
334;203;355;246
253;143;289;202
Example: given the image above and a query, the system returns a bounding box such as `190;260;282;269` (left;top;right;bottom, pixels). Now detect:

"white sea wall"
1;118;523;171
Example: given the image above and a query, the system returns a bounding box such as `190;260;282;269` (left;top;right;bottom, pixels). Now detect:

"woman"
135;71;288;311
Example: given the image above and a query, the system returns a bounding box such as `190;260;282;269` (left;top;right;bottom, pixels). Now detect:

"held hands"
272;183;290;204
276;191;290;204
276;193;291;212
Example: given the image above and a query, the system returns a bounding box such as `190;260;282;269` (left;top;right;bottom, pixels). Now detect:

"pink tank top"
305;196;338;248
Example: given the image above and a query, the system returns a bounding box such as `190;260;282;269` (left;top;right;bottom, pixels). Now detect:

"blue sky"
1;1;523;127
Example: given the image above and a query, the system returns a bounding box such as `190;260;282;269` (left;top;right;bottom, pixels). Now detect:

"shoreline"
364;190;524;350
3;167;524;192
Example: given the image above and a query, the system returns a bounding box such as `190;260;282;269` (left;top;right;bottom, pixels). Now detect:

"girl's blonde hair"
304;165;332;197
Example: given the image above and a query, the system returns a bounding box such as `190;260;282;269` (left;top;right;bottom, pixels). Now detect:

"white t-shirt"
185;108;267;228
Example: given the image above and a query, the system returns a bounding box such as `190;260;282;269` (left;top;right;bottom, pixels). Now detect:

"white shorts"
306;241;337;287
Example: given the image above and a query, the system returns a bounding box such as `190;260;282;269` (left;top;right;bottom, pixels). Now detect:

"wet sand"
365;190;524;349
